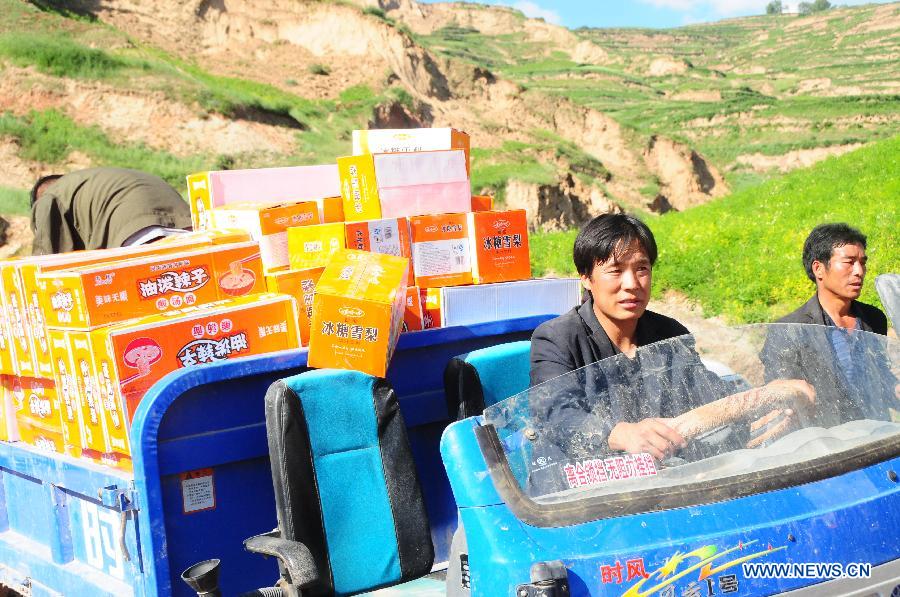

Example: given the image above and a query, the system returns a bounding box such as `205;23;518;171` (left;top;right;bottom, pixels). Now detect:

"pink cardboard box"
375;150;471;219
188;165;340;230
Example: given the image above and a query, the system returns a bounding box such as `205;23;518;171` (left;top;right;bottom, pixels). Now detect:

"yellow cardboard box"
12;375;63;454
287;223;346;271
39;241;266;330
47;328;85;458
209;201;320;271
337;155;382;222
308;250;409;377
265;267;324;347
92;293;301;470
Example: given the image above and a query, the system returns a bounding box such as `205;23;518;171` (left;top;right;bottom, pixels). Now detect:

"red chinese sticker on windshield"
563;453;657;489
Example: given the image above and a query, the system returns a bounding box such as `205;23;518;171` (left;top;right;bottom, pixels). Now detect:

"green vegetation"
0;186;28;216
531;135;899;322
0;32;133;78
0;109;203;188
308;63;331;76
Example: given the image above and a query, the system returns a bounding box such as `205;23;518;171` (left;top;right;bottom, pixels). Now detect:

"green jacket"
31;167;192;255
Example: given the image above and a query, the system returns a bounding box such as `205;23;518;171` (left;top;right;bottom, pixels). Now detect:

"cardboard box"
210;201;320;271
39;241;266;330
0;375;19;442
12;375;63;454
422;288;441;330
288;223;346;270
471;195;494;212
15;237;229;377
308;250;408;377
439;278;581;328
265;267;324;346
0;260;22;376
47;328;84;458
338;150;471;222
468;210;531;284
319;196;344;224
409;213;473;288
353;128;471;174
1;261;33;377
68;330;111;461
92;293;302;469
402;286;424;332
345;217;414;282
187;165;341;231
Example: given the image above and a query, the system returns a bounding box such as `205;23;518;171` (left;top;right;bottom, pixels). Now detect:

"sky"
419;0;896;29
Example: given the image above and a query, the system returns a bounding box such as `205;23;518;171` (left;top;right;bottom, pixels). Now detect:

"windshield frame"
475;422;900;527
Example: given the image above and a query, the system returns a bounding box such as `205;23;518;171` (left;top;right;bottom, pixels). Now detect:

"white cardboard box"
438;278;581;327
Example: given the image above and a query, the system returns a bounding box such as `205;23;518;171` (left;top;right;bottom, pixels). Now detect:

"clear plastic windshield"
483;323;900;504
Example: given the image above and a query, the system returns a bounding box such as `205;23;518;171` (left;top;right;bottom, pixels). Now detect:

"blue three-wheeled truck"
1;280;899;597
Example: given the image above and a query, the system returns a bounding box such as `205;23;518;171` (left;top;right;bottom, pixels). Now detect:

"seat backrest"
264;369;433;596
444;340;532;420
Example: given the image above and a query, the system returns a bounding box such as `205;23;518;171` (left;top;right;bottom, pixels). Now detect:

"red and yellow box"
409;213;473;289
308;250;409;377
402;286;424;332
288;223;346;271
90;293;301;470
11;375;63;454
422;288;441;329
265;267;325;346
209;201;320;271
468;210;531;284
39;241;266;330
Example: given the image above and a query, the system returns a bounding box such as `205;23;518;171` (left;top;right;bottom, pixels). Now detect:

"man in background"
30;167;192;255
762;223;895;425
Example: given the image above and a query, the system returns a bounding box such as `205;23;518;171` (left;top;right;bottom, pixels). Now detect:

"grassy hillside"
531;134;899;322
417;3;900;191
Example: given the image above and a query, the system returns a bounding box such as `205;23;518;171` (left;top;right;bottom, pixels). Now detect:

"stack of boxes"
0;126;580;470
0;232;303;470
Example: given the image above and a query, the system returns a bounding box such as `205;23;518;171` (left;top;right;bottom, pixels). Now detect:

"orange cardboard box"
265;267;325;346
308;250;408;377
47;328;85;458
467;210;531;284
409;213;473;289
16;236;233;377
402;286;424;332
319;196;344;223
422;288;441;329
471;195;494;212
209;201;320;271
288;223;347;270
11;375;63;454
39;241;266;330
345;217;414;282
92;293;301;469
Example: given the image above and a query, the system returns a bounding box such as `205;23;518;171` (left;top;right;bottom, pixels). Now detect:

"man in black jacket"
762;223;896;425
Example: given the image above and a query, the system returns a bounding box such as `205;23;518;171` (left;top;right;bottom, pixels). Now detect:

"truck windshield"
483;323;900;509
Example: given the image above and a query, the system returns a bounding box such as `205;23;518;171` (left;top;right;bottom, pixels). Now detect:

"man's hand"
746;408;796;448
608;418;687;461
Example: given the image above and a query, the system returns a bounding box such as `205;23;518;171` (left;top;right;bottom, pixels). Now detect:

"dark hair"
573;213;658;277
30;174;63;207
802;223;867;282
